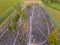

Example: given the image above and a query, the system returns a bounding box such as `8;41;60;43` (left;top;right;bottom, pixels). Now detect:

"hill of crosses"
0;3;54;45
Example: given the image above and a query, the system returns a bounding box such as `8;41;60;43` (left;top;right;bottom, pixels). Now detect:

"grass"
47;7;60;28
43;1;60;44
48;3;60;10
42;0;60;11
0;6;14;24
0;0;20;15
42;3;60;28
0;0;21;25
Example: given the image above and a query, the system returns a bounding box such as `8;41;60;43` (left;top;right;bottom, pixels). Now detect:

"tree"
27;4;31;9
47;28;59;45
51;0;57;3
13;1;26;23
42;0;58;4
11;14;20;23
41;18;46;22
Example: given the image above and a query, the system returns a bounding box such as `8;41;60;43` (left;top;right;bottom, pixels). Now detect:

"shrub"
47;28;59;45
7;25;11;30
27;4;31;9
41;18;46;22
11;24;16;32
18;37;24;43
20;10;26;23
11;14;20;23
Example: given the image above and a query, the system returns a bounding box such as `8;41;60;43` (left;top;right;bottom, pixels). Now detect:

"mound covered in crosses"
0;4;54;45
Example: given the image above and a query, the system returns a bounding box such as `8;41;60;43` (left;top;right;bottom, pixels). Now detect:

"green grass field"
46;7;60;28
42;3;60;28
42;0;60;11
0;0;20;15
48;3;60;10
42;0;60;28
0;0;21;25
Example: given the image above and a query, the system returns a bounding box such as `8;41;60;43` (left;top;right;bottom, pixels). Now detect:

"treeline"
42;0;60;4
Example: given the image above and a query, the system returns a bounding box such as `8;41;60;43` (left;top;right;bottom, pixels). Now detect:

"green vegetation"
13;3;26;23
35;3;39;10
47;7;60;28
42;3;60;28
42;0;60;28
47;28;59;45
11;24;17;32
7;25;11;30
27;4;31;9
8;24;17;32
0;6;14;25
11;14;20;23
42;0;60;10
13;3;22;12
11;14;20;31
48;3;60;10
42;2;60;44
41;18;46;22
57;0;60;3
42;0;57;3
0;0;22;25
20;10;26;22
7;14;20;32
7;1;26;32
18;37;24;43
0;0;21;15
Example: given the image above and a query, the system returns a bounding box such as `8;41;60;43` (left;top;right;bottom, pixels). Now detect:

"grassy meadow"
0;0;20;15
42;0;60;28
46;7;60;28
0;0;21;25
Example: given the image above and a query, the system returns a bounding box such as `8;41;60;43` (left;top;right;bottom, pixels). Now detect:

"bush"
11;24;16;32
20;10;26;23
18;37;24;43
41;18;46;22
11;14;20;23
7;23;18;32
47;28;59;45
42;0;58;4
7;25;11;30
27;4;31;9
